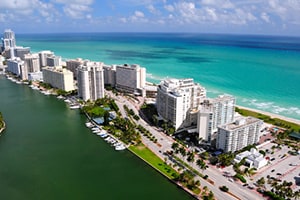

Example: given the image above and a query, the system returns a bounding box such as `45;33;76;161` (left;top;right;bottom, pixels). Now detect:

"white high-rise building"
39;50;54;67
77;62;104;101
14;47;30;60
216;116;263;153
6;57;25;79
115;64;146;96
66;58;88;79
103;65;116;87
46;55;61;67
24;53;40;73
197;95;235;142
42;66;74;92
2;29;16;50
156;78;206;130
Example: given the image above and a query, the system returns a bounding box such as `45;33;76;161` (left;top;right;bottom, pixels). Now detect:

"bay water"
0;76;193;200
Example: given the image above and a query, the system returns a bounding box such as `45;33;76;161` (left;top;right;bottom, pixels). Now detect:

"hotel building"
66;58;88;79
156;78;206;130
39;50;54;67
46;55;61;67
216;116;263;153
1;29;16;51
42;66;74;92
6;57;27;80
77;62;104;101
103;65;116;87
197;95;235;142
24;53;40;73
115;64;146;96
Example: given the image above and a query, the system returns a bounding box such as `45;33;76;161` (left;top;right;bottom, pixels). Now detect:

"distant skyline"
0;0;300;36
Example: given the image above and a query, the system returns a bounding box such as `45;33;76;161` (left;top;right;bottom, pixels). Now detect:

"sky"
0;0;300;36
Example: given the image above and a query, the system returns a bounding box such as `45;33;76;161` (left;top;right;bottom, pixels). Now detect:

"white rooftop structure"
234;148;268;169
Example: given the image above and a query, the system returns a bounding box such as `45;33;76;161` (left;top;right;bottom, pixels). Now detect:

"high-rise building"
216;116;263;153
197;95;235;142
103;65;116;87
46;55;61;67
77;62;104;101
2;29;16;51
156;78;206;130
115;64;146;96
6;57;24;77
42;66;74;92
14;47;30;60
38;50;54;67
24;53;40;73
66;58;88;79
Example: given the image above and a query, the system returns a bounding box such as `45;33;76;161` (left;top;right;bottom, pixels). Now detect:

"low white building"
42;66;74;92
234;148;268;169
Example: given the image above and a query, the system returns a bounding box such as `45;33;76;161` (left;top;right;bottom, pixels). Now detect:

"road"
107;91;264;200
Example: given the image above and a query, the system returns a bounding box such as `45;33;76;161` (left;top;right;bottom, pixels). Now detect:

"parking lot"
252;142;300;191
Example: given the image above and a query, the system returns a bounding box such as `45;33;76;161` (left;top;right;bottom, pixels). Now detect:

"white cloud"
261;12;270;23
134;11;145;18
147;4;159;15
164;5;174;12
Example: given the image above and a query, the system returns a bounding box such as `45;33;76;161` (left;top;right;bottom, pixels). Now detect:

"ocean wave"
241;98;300;119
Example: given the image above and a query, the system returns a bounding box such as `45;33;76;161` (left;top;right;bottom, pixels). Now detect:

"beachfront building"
39;50;54;67
6;57;27;79
103;65;116;87
197;95;235;143
24;53;40;73
14;47;30;60
115;64;146;96
77;62;105;101
156;78;206;130
216;116;263;153
66;58;88;79
234;148;268;169
28;71;43;82
46;55;61;67
42;66;74;92
1;29;16;51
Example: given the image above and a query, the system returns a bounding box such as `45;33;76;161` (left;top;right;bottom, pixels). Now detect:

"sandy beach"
236;105;300;125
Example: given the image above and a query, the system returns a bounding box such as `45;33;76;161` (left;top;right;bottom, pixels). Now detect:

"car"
228;178;234;182
248;186;254;190
243;183;249;187
271;169;275;172
271;158;275;161
276;173;282;176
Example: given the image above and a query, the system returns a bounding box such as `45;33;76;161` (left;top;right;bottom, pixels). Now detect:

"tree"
187;151;195;163
256;177;266;188
196;159;208;171
171;142;179;152
179;147;186;157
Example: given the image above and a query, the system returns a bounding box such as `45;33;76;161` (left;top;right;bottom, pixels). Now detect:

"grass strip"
129;144;179;179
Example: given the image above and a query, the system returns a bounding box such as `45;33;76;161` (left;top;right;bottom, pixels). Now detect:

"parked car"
271;169;275;172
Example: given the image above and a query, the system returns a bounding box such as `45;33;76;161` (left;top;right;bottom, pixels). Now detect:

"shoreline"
236;105;300;125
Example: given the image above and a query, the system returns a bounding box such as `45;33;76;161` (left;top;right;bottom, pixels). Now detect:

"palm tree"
196;159;208;171
256;177;265;188
171;142;179;152
179;147;186;157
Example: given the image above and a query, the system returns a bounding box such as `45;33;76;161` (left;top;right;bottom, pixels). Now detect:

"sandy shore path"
236;105;300;125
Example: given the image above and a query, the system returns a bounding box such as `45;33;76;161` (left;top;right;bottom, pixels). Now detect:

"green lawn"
129;144;179;179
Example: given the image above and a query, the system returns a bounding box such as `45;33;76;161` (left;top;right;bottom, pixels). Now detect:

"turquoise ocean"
17;33;300;120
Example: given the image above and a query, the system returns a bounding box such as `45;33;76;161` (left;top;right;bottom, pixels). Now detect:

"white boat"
115;144;126;151
57;95;65;99
85;122;93;128
70;105;80;109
